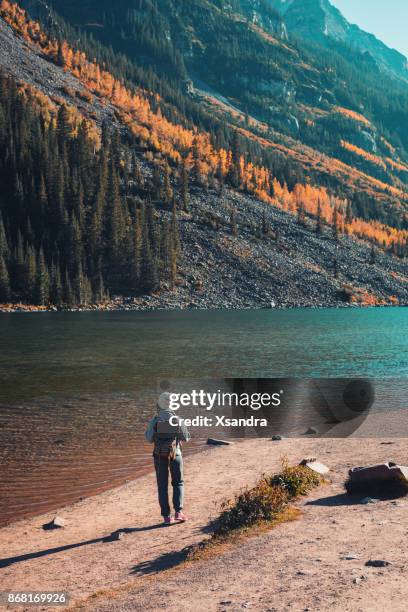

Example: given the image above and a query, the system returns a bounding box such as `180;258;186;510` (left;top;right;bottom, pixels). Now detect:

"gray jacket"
145;409;190;456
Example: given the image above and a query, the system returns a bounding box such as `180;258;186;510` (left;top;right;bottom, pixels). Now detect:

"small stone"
361;497;380;504
365;559;391;568
103;530;125;542
220;601;232;605
272;435;285;441
43;515;66;530
300;459;330;475
207;438;232;446
342;554;359;560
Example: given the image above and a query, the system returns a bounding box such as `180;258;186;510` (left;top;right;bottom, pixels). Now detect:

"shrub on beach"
213;460;322;537
215;480;289;536
269;461;322;499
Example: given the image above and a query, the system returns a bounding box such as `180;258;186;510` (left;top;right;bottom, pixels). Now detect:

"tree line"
0;71;180;305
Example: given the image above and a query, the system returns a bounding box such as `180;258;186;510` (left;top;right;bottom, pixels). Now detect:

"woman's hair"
157;391;171;412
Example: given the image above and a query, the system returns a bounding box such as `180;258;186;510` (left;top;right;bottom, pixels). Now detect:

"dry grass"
187;460;322;562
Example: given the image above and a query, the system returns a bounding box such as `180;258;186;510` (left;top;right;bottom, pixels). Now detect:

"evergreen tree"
316;199;322;234
333;255;339;279
229;131;241;188
57;41;65;67
140;228;159;293
297;200;305;226
26;246;37;302
0;212;8;258
345;201;353;225
181;162;189;212
34;249;49;305
50;263;63;305
163;163;173;207
106;158;126;280
0;254;10;302
171;200;180;257
261;211;269;236
370;244;376;265
63;270;74;306
332;206;339;242
230;209;238;236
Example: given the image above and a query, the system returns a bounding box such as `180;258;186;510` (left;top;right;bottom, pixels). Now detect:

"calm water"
1;307;408;526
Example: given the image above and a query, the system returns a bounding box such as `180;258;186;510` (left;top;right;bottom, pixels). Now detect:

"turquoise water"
0;307;407;525
1;308;408;402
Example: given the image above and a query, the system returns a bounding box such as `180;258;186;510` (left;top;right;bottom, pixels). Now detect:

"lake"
1;307;407;526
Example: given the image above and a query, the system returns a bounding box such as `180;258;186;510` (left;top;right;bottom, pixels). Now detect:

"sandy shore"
0;413;407;611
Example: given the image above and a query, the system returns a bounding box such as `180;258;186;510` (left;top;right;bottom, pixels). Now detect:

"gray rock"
43;515;66;530
103;530;125;542
271;435;285;441
361;497;380;504
348;462;408;488
365;559;391;568
300;459;330;475
207;438;232;446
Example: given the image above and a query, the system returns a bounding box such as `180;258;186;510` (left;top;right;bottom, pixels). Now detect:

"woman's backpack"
153;416;179;460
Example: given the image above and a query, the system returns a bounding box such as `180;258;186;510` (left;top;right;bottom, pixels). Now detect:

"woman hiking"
145;392;190;524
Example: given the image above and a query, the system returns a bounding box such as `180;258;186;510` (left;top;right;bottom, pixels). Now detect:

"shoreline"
0;299;406;313
1;435;407;611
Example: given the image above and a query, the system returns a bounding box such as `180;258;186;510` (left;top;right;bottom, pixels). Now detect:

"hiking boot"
163;516;175;525
175;511;187;522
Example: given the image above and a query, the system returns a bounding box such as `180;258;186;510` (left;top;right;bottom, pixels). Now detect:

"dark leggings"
154;454;184;517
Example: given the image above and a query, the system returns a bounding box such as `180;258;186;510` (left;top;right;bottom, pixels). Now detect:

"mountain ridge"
268;0;408;82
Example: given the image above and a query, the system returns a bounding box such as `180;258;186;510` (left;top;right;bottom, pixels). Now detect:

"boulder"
348;462;408;485
346;462;408;496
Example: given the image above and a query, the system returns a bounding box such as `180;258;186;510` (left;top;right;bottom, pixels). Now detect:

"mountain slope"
269;0;408;82
36;0;408;192
0;1;407;309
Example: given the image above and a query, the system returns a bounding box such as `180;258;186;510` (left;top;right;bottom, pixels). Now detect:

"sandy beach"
0;412;407;612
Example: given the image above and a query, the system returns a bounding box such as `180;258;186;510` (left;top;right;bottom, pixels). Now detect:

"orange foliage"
386;157;408;173
335;107;371;127
341;140;386;170
1;0;407;255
